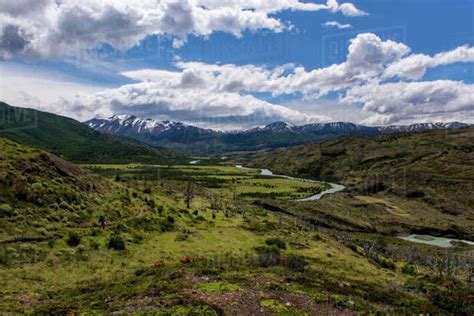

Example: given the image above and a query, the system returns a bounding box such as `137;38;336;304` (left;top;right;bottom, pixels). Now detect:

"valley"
2;1;473;314
1;103;473;315
1;132;473;314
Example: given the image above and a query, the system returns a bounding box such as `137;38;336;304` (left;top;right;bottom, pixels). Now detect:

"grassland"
1;137;473;314
84;164;328;201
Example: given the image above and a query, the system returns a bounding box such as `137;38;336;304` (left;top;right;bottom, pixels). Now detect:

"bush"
401;264;416;275
378;258;396;270
255;245;281;267
265;238;286;249
286;254;308;272
167;215;175;223
175;233;188;242
0;204;14;216
66;232;81;247
89;240;100;250
107;234;126;250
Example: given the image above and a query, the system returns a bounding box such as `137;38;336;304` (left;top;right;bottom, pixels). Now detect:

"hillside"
2;138;472;314
249;127;474;235
0;102;179;163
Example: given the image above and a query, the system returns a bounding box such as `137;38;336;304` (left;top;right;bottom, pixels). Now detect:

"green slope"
1;139;472;314
0;102;180;163
249;127;474;230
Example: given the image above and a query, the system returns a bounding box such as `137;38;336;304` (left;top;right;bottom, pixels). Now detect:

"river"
234;165;474;247
234;165;345;201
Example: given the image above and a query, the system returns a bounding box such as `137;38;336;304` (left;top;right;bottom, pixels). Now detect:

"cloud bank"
0;0;368;59
89;33;474;127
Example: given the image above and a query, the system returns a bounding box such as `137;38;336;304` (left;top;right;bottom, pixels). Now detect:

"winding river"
234;165;345;201
189;161;472;247
234;165;473;248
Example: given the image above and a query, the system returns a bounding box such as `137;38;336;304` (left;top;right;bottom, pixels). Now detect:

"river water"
235;165;345;201
398;234;474;248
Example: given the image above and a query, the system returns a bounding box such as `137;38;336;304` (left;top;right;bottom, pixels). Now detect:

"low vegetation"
1;131;473;314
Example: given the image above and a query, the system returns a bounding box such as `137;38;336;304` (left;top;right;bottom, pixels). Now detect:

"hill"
1;138;473;314
0;102;179;163
248;127;474;236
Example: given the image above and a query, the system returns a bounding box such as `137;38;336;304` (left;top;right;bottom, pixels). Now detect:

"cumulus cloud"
0;0;368;59
340;80;474;125
326;0;368;17
4;29;473;128
384;45;474;80
124;33;410;98
66;81;329;130
323;21;352;29
119;33;474;126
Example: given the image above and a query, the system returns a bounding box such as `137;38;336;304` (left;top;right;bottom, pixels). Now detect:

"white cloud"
4;30;473;128
326;0;368;17
119;33;473;127
323;21;352;29
0;62;104;115
67;81;330;130
384;45;474;80
124;33;410;98
340;80;474;125
0;0;367;60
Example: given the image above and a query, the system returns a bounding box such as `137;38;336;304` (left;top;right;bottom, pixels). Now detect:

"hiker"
99;215;107;229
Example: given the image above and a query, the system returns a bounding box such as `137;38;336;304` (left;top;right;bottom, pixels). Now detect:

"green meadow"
1;138;473;314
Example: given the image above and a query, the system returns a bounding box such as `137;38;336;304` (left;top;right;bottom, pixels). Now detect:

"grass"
196;282;242;293
1;137;473;314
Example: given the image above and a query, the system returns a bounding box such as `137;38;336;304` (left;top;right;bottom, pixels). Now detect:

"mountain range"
0;102;179;164
86;114;470;154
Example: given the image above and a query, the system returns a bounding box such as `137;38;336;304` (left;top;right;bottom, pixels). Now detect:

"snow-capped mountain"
378;122;469;134
86;115;194;135
85;115;470;154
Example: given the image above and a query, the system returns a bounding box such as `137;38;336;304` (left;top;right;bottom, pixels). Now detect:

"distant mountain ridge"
85;115;470;154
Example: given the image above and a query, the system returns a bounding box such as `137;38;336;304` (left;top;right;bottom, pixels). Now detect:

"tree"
185;179;194;208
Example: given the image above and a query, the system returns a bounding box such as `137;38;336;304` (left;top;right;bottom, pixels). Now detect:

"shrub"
89;240;100;250
255;245;281;267
47;239;55;248
0;248;8;265
402;264;416;275
159;219;175;232
175;233;189;242
286;254;308;272
107;234;126;250
36;227;48;236
156;205;164;215
0;204;14;216
167;215;175;223
265;238;286;249
66;231;81;247
379;258;396;270
77;245;85;253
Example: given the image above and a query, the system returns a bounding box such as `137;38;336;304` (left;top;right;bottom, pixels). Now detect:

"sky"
0;0;473;130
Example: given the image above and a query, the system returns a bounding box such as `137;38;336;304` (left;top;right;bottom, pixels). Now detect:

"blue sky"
0;0;473;129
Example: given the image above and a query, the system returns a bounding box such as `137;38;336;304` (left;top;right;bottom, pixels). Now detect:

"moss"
196;282;242;293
